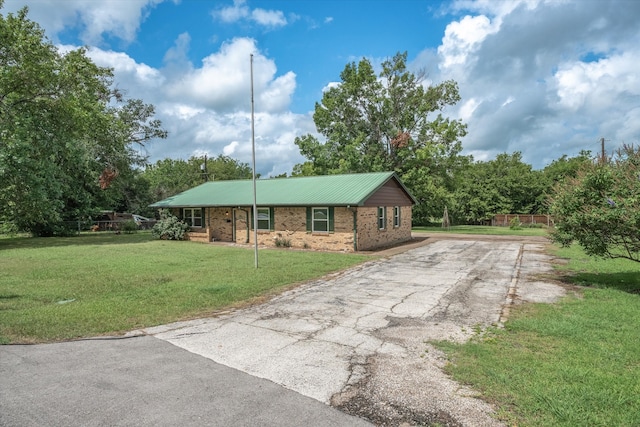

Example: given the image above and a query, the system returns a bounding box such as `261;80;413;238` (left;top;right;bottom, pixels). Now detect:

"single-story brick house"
150;171;417;252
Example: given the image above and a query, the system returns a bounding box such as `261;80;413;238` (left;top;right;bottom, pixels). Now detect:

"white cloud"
78;0;165;44
421;0;640;168
165;38;295;114
86;47;165;89
322;82;341;92
223;141;240;156
4;0;168;45
51;34;305;176
215;0;249;23
86;39;303;175
163;32;192;68
213;0;287;28
438;14;497;71
554;51;640;113
459;98;480;122
251;8;286;27
162;104;206;121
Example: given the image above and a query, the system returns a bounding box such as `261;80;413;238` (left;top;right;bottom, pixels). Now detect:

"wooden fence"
491;214;554;227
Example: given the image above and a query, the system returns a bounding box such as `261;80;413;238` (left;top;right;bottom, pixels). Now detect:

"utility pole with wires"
600;137;606;164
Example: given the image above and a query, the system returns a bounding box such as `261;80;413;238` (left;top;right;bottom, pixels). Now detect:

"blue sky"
4;0;640;176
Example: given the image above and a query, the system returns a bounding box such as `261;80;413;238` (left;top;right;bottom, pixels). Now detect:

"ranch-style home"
150;171;417;252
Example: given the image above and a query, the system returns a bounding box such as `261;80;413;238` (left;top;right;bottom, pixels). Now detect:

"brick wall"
230;206;412;252
233;207;355;252
207;207;234;241
356;206;412;251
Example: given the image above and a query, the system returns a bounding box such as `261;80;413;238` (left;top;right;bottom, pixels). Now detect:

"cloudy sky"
4;0;640;176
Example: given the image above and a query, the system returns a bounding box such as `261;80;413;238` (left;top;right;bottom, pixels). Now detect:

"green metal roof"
150;171;416;208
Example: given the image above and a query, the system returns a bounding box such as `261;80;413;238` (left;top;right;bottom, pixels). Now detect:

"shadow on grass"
563;271;640;294
0;232;155;251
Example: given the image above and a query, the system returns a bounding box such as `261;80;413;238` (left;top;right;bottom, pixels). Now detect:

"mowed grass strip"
413;225;549;237
434;245;640;426
0;233;368;344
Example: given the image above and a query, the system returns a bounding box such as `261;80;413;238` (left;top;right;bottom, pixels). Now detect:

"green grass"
0;233;368;344
413;225;549;237
434;245;640;426
552;244;640;293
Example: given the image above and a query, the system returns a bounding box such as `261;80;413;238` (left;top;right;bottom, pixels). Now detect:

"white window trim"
257;207;271;231
378;207;386;230
183;208;202;228
393;206;400;228
312;207;330;233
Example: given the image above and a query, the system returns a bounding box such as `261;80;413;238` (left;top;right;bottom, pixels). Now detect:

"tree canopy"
293;52;469;221
0;4;166;235
143;155;253;202
550;146;640;263
452;152;546;223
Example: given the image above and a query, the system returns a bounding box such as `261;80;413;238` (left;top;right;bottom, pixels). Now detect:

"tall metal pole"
250;54;259;268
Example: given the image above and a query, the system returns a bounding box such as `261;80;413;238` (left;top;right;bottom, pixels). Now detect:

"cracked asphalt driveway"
144;235;564;426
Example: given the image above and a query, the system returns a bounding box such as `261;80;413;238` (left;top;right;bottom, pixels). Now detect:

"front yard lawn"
413;224;549;237
0;233;368;343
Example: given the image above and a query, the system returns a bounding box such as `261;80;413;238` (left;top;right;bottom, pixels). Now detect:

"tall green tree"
453;153;544;223
293;52;468;220
541;151;592;192
0;4;166;235
550;145;640;262
144;155;253;201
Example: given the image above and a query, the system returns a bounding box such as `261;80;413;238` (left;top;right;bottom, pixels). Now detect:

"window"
378;207;386;230
183;208;202;227
250;207;274;231
257;207;271;231
306;207;334;233
393;206;401;228
312;207;329;232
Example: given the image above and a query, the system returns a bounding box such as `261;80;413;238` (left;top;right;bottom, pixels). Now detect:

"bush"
509;216;522;230
30;221;77;237
120;220;138;234
274;237;291;247
0;221;19;236
152;211;190;240
550;145;640;262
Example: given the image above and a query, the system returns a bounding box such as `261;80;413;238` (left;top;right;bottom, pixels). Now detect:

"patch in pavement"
145;239;565;426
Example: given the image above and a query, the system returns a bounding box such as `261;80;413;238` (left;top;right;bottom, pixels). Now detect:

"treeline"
55;150;594;227
437;150;592;226
127;155;253;218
